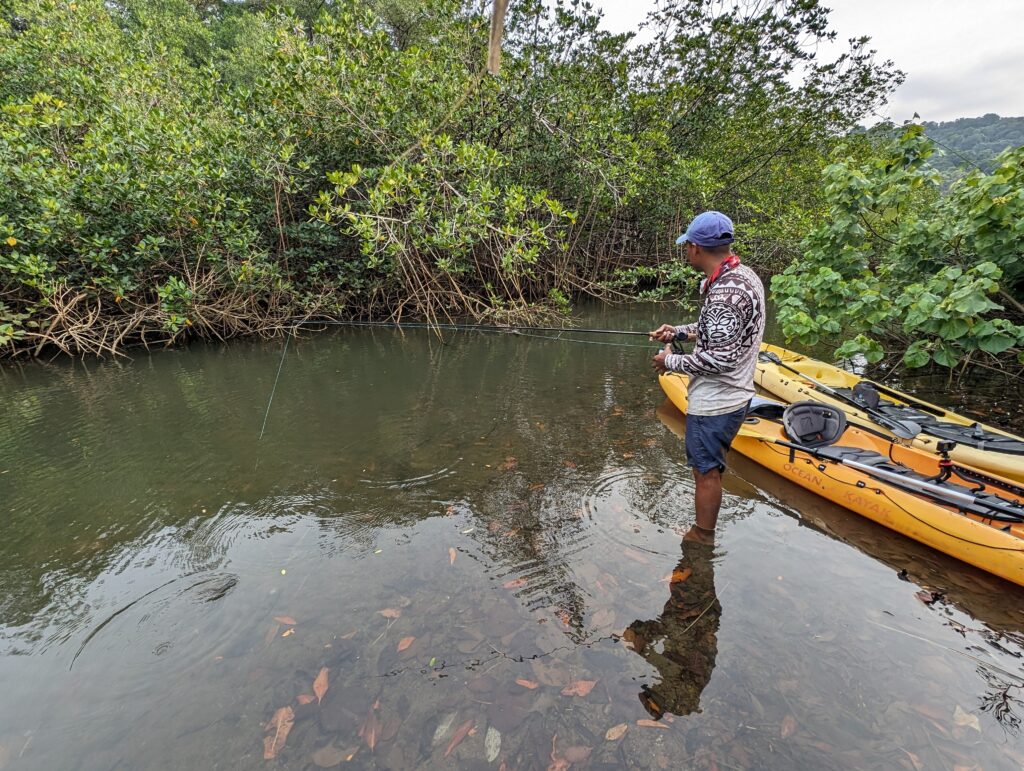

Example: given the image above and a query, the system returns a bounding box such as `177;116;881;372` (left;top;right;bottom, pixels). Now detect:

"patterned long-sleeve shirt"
664;262;765;416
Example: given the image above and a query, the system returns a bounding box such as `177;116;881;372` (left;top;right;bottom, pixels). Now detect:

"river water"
1;304;1023;770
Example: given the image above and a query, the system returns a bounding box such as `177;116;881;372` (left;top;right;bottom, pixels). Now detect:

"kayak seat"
782;401;847;448
746;397;786;420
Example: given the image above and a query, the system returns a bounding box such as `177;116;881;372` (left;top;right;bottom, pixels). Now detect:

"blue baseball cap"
675;211;734;247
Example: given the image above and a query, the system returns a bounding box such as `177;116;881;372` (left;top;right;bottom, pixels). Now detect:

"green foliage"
772;126;1024;369
0;0;903;356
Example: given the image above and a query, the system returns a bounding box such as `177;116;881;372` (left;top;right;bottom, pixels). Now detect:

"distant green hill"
923;114;1024;174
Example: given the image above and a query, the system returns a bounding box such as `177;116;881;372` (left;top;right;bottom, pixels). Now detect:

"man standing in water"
651;211;766;540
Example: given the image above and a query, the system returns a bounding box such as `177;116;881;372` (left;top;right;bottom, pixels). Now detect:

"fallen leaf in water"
503;578;527;589
636;719;668;729
605;723;628;741
672;567;692;583
449;547;457;565
445;504;457;516
562;460;577;469
953;705;981;732
621;452;634;459
498;456;517;471
780;714;797;738
313;667;329;703
485;727;502;763
557;609;572;627
444;718;475;758
359;703;382;751
562;745;592;763
263;706;295;759
560;680;597;697
378;608;401;619
312;744;356;768
282;628;295;638
397;636;416;652
515;678;539;689
297;694;315;705
901;749;924;771
274;616;297;625
340;630;357;640
504;528;521;538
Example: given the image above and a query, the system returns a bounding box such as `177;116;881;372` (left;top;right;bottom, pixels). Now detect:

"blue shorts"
685;403;750;474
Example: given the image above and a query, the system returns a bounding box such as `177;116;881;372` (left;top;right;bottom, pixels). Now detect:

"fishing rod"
292;319;656;337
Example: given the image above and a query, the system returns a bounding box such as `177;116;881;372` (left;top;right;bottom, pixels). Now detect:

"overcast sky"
595;0;1024;123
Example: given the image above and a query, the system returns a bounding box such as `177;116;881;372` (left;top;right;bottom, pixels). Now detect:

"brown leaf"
263;706;295;760
515;678;540;690
340;630;357;640
378;608;401;619
503;577;527;589
560;680;597;697
780;714;797;738
562;460;577;469
636;719;668;729
444;718;475;758
297;694;315;705
448;547;457;565
562;745;591;763
498;456;518;471
273;615;297;625
313;667;329;703
358;704;382;751
397;636;416;652
605;723;628;741
901;749;924;771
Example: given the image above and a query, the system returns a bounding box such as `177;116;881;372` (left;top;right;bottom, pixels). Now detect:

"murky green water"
2;304;1024;770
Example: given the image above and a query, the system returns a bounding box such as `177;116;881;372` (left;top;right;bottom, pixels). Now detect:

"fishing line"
256;320;668;438
258;330;292;441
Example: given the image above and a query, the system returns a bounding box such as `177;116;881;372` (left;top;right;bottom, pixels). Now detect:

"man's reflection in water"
624;526;720;718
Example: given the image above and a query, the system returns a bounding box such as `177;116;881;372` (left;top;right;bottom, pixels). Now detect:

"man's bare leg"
692;467;722;534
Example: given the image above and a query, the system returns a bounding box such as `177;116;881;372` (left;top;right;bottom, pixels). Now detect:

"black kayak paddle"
759;351;923;441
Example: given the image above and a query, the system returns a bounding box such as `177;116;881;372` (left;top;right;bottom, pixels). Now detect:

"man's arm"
673;323;697;341
664;286;756;376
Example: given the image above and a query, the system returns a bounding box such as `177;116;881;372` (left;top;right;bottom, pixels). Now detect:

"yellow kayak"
659;372;1024;586
755;343;1024;483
